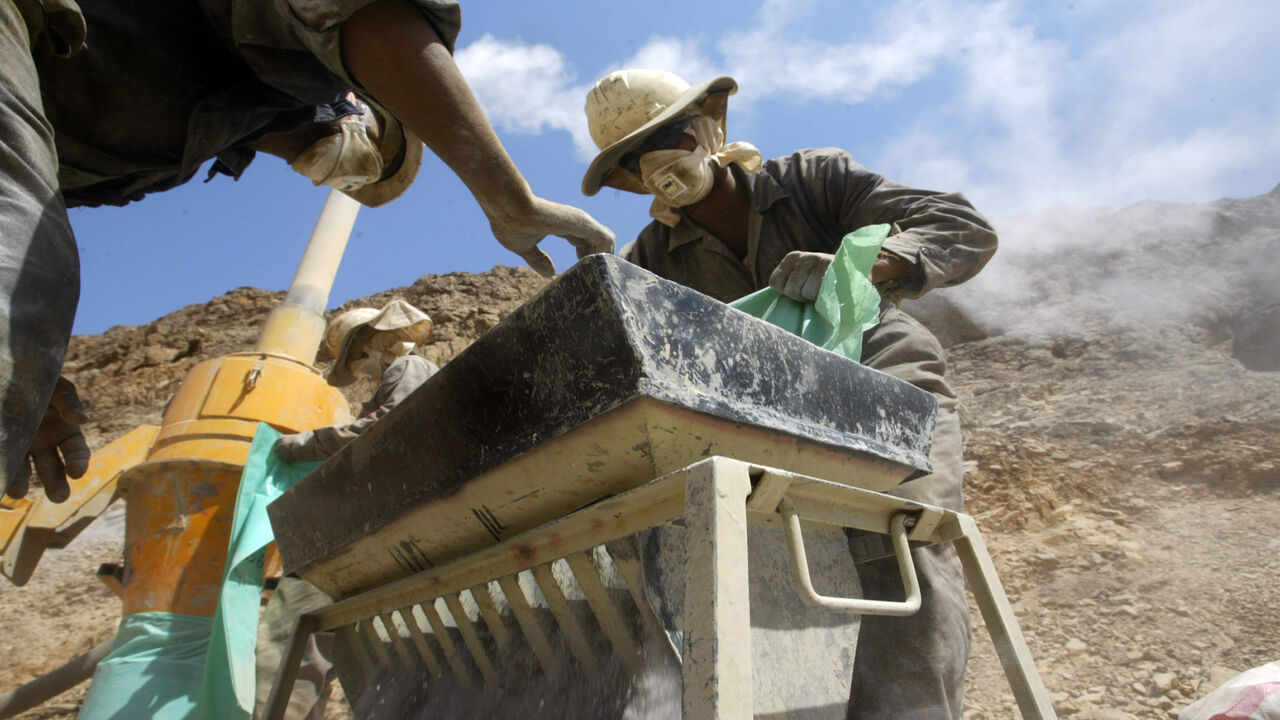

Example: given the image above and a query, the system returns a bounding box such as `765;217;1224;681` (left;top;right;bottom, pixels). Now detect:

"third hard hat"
325;299;433;386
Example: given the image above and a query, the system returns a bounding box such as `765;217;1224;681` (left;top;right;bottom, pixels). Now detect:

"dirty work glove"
769;251;835;302
7;377;91;503
273;433;318;464
488;197;616;278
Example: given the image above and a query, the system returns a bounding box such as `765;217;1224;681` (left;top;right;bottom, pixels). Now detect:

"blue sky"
68;0;1280;334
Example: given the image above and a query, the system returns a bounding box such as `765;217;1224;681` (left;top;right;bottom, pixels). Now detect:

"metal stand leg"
682;457;754;720
946;513;1058;720
262;614;317;720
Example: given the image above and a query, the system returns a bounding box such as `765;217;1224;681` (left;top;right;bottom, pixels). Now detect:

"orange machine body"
118;352;351;617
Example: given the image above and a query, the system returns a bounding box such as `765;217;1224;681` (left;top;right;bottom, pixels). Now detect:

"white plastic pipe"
255;190;361;362
284;189;361;314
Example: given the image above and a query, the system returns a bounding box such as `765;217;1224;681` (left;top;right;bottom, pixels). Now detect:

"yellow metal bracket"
1;425;159;586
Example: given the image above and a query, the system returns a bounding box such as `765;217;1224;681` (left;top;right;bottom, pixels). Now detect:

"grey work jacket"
287;354;438;462
622;147;998;399
623;147;997;306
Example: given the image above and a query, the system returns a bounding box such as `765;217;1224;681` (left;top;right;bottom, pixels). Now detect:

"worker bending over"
1;0;614;505
581;70;997;720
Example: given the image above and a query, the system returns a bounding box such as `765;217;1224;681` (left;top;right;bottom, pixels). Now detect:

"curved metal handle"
779;497;921;616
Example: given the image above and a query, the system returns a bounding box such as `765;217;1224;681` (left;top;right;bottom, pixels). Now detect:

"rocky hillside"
3;185;1278;720
908;184;1280;718
62;266;551;450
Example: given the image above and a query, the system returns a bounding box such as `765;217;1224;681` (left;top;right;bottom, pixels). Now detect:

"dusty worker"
0;0;615;506
581;69;998;719
273;298;438;462
262;298;437;719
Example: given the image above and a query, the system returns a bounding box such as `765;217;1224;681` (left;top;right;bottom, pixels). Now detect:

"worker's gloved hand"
7;377;91;504
273;433;315;464
488;197;616;278
769;251;835;302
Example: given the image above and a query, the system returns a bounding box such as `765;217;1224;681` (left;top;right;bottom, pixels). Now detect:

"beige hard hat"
325;298;433;386
581;70;737;196
341;101;424;208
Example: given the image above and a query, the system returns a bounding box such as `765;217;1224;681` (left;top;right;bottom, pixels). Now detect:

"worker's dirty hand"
273;434;312;464
489;197;616;278
7;377;91;504
769;251;834;302
870;250;914;285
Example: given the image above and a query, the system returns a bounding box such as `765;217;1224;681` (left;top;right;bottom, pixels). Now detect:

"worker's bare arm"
339;0;614;276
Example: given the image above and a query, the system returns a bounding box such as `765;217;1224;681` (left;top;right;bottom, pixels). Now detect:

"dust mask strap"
290;118;384;192
690;115;762;174
643;115;763;227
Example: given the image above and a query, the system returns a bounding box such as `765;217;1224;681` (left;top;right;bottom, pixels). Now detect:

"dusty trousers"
255;576;336;720
0;0;81;496
845;307;972;720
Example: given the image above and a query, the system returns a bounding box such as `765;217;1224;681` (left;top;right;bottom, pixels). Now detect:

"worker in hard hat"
273;298;438;462
0;0;614;506
256;298;436;719
582;69;997;719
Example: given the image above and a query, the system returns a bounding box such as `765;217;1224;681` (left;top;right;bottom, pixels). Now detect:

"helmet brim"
326;299;433;386
581;76;737;197
342;101;424;208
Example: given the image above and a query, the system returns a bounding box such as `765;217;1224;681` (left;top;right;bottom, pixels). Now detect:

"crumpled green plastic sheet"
729;224;888;362
197;424;321;720
78;612;212;720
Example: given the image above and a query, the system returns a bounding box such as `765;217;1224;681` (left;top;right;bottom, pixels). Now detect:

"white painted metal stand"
264;456;1057;720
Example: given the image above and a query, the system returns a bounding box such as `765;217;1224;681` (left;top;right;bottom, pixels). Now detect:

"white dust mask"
369;331;414;359
348;351;385;382
639;145;716;208
641;115;763;226
290;118;384;192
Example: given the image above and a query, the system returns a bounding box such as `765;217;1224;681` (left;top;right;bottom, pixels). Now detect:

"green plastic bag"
78;612;212;720
729;224;888;361
197;424;321;720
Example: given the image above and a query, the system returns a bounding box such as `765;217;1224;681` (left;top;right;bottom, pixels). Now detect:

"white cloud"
454;0;1280;215
608;36;721;86
863;0;1280;214
454;35;596;155
717;2;951;104
1111;129;1267;203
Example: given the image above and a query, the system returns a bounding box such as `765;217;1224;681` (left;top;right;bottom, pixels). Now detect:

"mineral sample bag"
198;425;322;720
729;224;889;363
